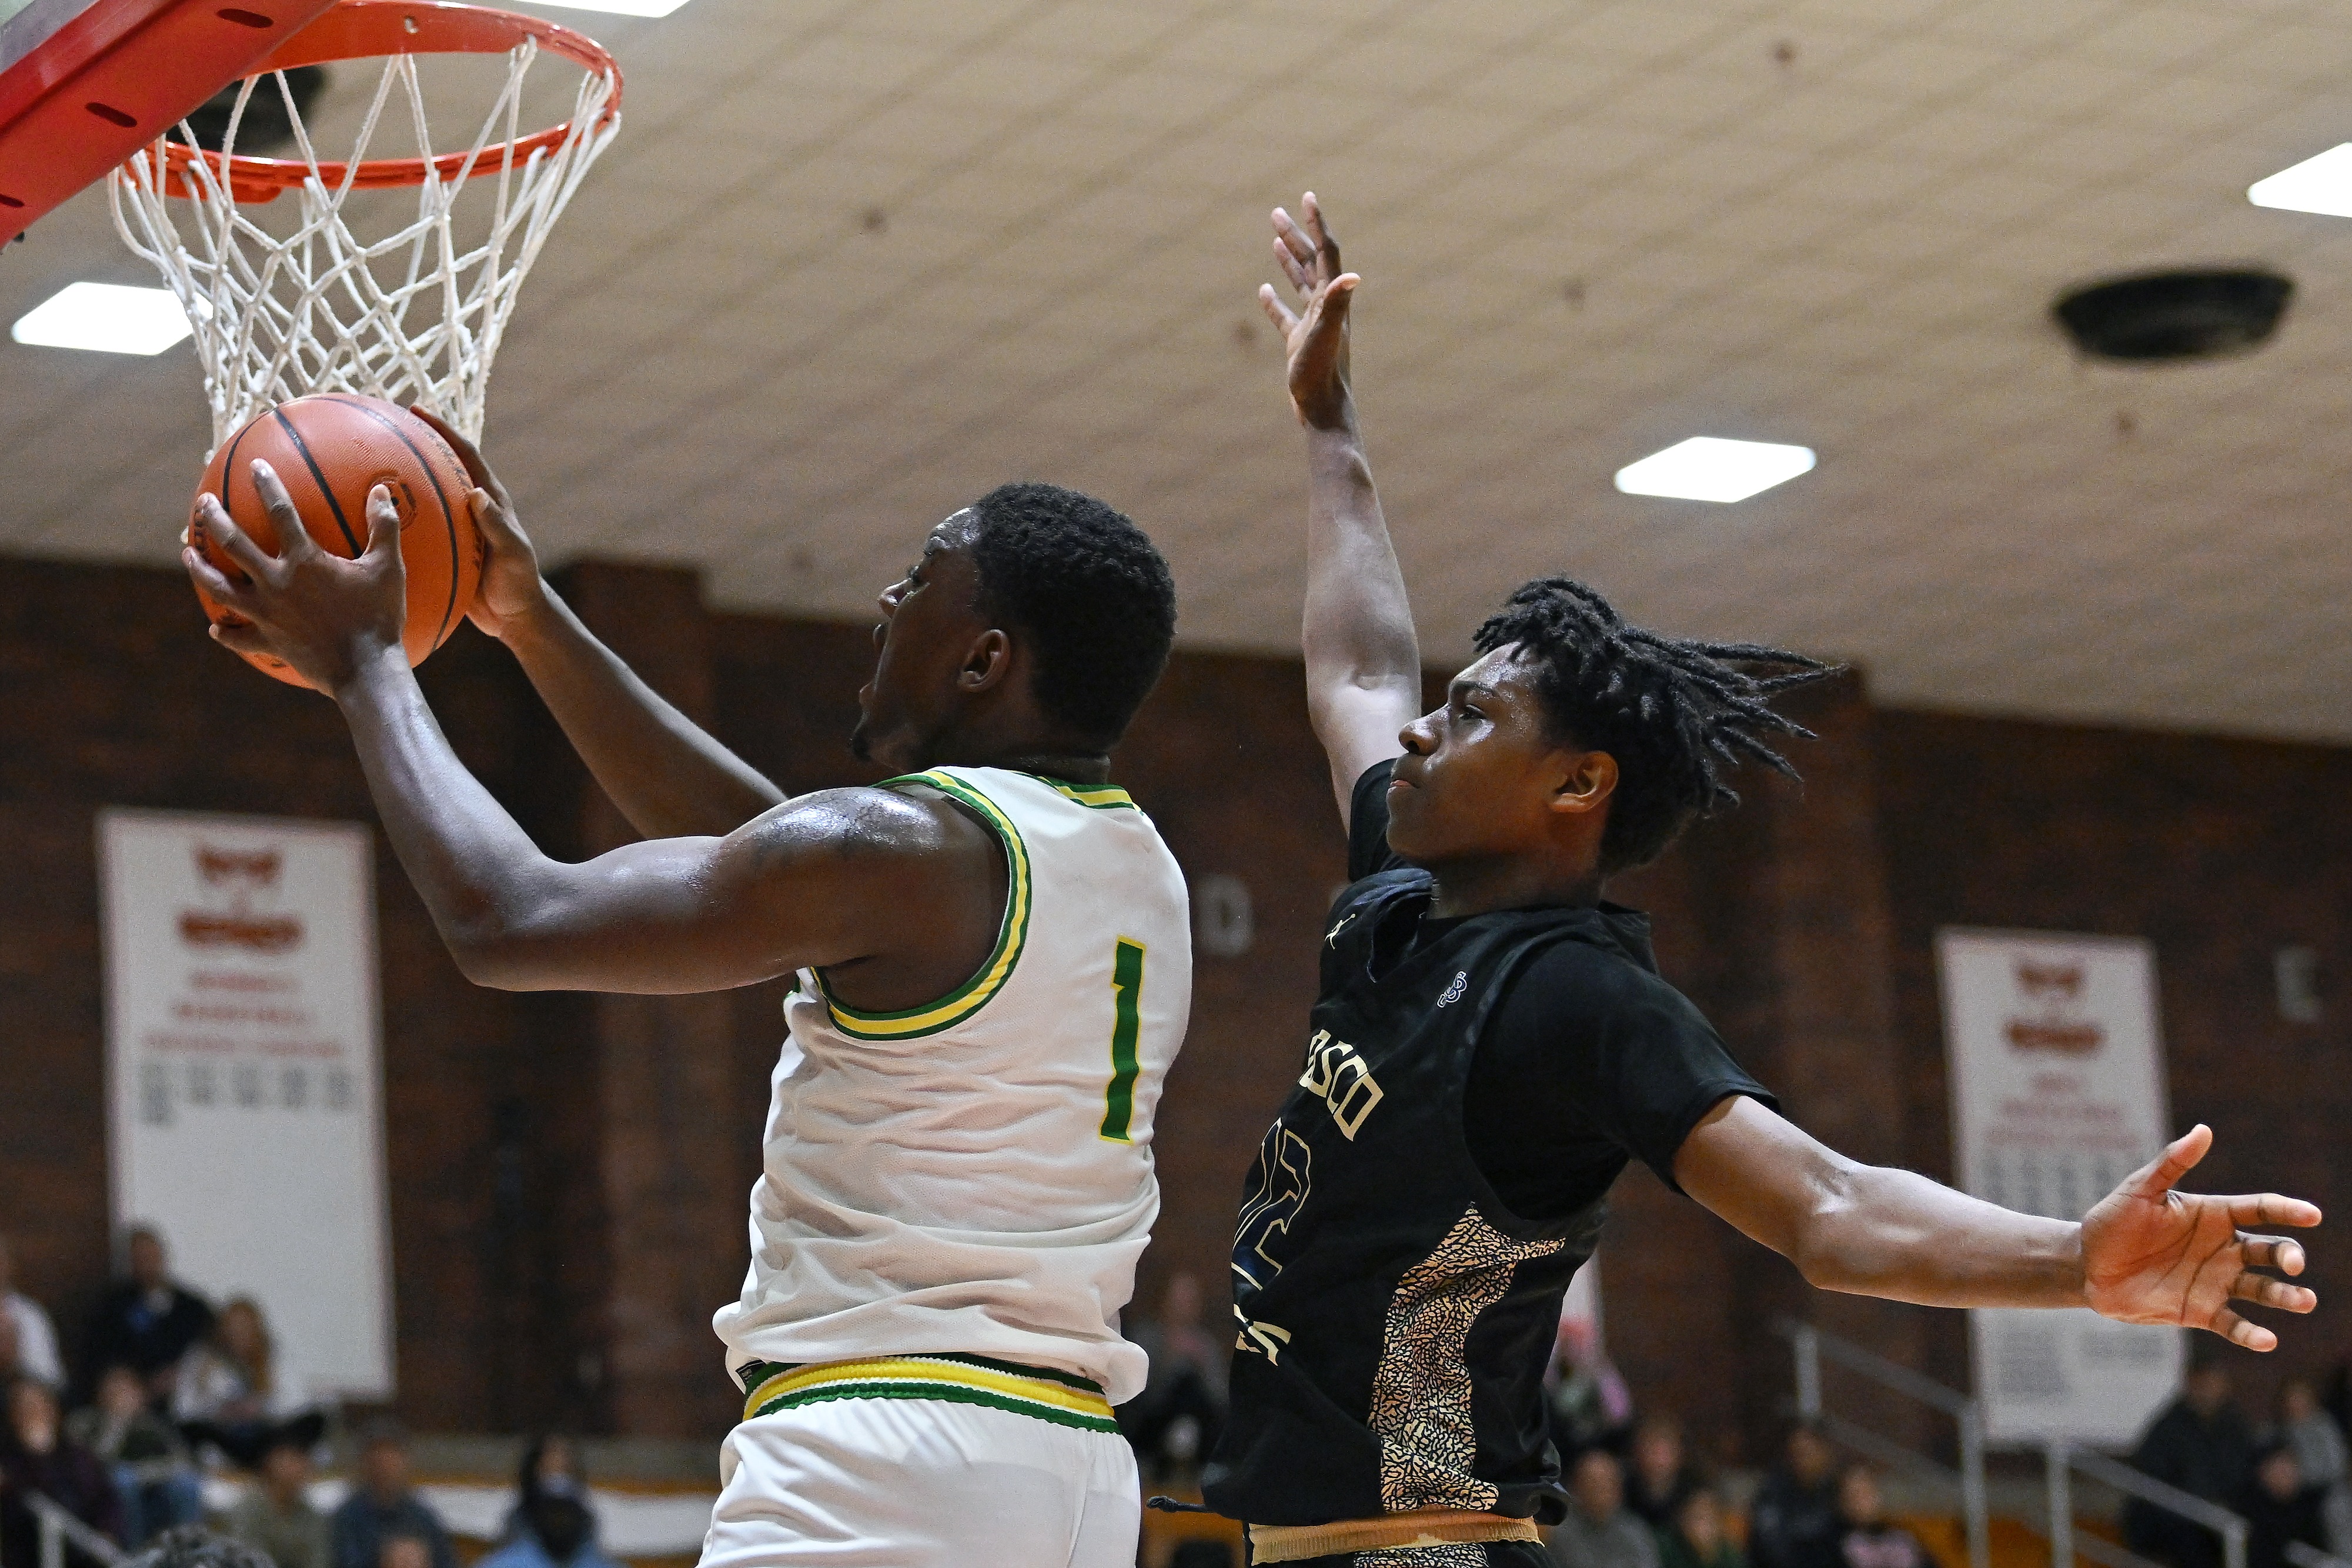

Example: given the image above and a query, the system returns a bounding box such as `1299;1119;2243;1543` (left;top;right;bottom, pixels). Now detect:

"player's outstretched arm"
412;408;787;841
185;472;979;994
1259;192;1420;827
1674;1096;2320;1350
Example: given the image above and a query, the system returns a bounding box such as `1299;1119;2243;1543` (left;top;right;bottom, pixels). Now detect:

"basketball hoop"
110;0;623;453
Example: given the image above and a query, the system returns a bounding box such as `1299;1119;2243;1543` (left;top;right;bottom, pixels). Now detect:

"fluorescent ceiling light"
520;0;690;14
1613;436;1816;503
2249;143;2352;217
11;282;193;355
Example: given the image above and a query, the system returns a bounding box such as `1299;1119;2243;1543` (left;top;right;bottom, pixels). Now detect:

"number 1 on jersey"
1100;938;1145;1141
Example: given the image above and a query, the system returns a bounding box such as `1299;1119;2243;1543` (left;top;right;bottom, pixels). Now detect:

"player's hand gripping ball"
190;394;483;688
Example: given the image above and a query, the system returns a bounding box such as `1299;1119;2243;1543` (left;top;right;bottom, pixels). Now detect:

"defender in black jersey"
1204;193;2323;1568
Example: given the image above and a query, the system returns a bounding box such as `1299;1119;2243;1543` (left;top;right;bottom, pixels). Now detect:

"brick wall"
1873;710;2352;1419
2;552;2342;1458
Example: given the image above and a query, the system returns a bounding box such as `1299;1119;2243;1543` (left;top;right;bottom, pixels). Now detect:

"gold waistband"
1245;1509;1541;1563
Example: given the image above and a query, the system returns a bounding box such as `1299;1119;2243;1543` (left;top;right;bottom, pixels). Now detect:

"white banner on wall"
1936;927;2182;1446
99;810;394;1398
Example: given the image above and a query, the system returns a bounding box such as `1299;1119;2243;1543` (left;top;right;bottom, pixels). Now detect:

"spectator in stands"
2325;1361;2352;1465
1548;1449;1661;1568
224;1429;331;1568
1121;1272;1229;1481
331;1424;456;1568
2126;1363;2257;1568
0;1236;65;1392
1659;1486;1745;1568
477;1496;621;1568
1627;1415;1706;1529
1;1375;123;1568
0;1314;26;1388
1834;1465;1937;1568
83;1229;213;1406
1546;1320;1635;1462
70;1364;201;1546
2241;1446;2328;1568
1749;1423;1845;1568
2274;1379;2352;1557
379;1534;436;1568
124;1525;275;1568
499;1436;598;1548
176;1298;325;1469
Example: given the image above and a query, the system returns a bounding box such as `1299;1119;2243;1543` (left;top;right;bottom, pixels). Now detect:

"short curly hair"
1474;577;1835;874
964;482;1177;743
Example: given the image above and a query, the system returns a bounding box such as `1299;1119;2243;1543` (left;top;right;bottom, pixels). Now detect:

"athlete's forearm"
1678;1095;2086;1310
500;583;786;840
1304;413;1418;700
1789;1160;2086;1309
1300;410;1421;808
335;643;578;974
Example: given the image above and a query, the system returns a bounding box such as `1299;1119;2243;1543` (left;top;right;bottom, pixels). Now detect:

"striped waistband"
736;1353;1120;1435
1245;1510;1541;1563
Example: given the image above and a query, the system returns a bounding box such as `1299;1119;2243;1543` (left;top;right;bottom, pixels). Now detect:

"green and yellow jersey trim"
737;1353;1118;1434
813;769;1033;1041
1037;776;1138;811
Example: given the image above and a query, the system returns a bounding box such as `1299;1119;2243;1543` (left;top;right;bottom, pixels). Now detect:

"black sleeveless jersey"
1201;763;1772;1529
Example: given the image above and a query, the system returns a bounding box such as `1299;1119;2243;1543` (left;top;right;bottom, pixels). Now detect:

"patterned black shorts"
1271;1542;1552;1567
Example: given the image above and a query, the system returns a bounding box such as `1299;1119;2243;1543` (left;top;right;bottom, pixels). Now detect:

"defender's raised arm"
1260;193;1419;824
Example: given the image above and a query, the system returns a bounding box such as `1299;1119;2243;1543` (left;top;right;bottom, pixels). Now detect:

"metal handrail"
2285;1544;2352;1568
2046;1443;2246;1568
2052;1448;2352;1568
1777;1319;1989;1568
26;1490;128;1568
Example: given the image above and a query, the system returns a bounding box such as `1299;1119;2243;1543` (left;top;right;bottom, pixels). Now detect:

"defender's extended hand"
2080;1124;2320;1350
408;405;545;643
1258;190;1359;430
185;460;406;696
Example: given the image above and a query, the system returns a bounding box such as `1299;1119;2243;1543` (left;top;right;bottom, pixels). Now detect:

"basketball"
190;394;483;690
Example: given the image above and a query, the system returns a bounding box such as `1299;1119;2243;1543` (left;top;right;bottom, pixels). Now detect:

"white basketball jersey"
713;766;1192;1405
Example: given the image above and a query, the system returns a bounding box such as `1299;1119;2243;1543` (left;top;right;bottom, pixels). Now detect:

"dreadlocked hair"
1472;577;1837;874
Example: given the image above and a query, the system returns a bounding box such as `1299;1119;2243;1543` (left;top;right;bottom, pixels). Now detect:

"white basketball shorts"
700;1363;1140;1568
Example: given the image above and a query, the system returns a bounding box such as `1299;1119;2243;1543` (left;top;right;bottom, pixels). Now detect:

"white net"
111;29;619;453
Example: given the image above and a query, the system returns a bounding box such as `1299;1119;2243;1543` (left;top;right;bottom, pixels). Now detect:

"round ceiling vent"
2052;268;2293;362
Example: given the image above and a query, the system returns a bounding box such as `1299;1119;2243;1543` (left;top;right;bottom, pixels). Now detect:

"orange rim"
148;0;620;202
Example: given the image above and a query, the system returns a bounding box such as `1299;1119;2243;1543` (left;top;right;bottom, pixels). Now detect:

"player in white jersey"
184;434;1191;1564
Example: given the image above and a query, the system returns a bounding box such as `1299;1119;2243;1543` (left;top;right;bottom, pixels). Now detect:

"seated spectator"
0;1237;64;1392
2242;1446;2328;1568
2274;1379;2352;1557
476;1497;621;1568
69;1365;202;1546
0;1375;123;1568
1749;1423;1844;1568
1121;1272;1229;1482
223;1430;330;1568
1659;1486;1744;1568
2126;1363;2257;1568
83;1229;213;1407
123;1525;275;1568
1627;1415;1706;1529
499;1436;596;1547
1546;1320;1634;1463
0;1315;26;1388
1548;1449;1661;1568
331;1425;456;1568
175;1298;325;1469
1835;1465;1937;1568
